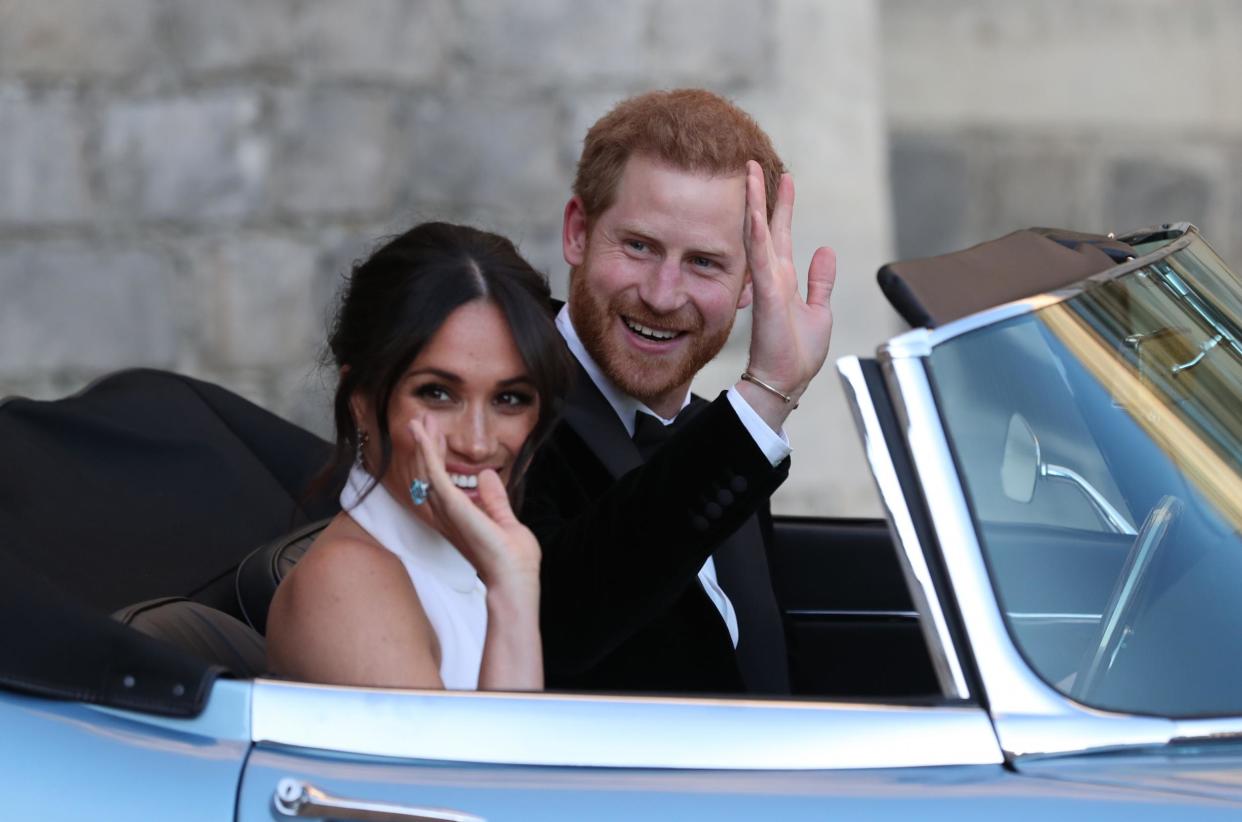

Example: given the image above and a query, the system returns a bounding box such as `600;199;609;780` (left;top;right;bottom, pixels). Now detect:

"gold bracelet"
740;371;798;408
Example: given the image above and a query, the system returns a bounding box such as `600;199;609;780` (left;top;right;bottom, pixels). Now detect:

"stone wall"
0;0;896;515
882;0;1242;267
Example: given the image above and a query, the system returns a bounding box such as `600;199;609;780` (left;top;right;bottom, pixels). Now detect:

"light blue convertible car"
3;223;1241;819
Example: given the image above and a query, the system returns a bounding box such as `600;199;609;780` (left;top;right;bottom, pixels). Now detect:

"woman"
266;222;572;691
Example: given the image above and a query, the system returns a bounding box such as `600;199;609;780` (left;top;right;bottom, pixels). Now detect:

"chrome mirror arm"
1041;463;1136;535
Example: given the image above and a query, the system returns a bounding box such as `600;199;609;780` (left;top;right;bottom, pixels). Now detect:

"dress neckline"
340;465;480;594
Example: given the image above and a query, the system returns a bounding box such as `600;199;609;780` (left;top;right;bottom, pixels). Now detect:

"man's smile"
622;315;685;343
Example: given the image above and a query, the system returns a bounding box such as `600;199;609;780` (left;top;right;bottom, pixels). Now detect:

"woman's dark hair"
319;221;572;504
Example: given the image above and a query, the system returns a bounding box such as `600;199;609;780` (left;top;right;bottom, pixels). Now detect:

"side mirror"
1001;413;1040;503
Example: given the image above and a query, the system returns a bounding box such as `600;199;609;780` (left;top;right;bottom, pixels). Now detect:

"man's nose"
637;258;684;315
449;405;495;462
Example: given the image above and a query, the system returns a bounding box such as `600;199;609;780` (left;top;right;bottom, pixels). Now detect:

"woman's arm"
266;530;445;689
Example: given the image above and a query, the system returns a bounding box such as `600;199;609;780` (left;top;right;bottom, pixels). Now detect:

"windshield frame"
870;223;1242;760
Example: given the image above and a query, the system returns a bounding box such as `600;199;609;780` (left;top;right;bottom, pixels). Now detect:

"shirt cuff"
725;386;791;467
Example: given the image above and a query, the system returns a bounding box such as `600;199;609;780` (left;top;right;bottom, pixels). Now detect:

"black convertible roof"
0;370;339;715
878;228;1137;328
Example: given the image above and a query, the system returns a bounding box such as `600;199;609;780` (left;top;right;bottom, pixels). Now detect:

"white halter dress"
341;466;487;690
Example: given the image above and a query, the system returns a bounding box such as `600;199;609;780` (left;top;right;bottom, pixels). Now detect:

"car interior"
5;227;1158;713
0;367;940;705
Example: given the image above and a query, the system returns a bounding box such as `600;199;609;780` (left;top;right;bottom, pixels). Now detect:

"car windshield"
928;231;1242;718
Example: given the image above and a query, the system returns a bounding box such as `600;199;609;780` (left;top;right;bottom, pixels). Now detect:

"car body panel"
239;747;1242;821
248;678;1002;770
1017;744;1242;804
0;686;249;822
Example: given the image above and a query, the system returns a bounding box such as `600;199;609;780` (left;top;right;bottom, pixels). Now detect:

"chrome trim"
882;226;1199;357
1007;612;1101;624
882;354;1178;758
885;298;1061;359
275;778;485;822
786;609;918;620
1041;463;1136;535
837;357;971;700
251;680;1002;770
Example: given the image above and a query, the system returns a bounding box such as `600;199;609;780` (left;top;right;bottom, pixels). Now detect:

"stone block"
460;0;649;86
290;0;454;83
888;131;969;259
0;87;92;225
405;95;564;217
0;243;180;376
0;0;159;78
101;91;268;221
158;0;294;74
1104;158;1213;237
190;234;321;369
270;89;405;217
881;0;1242;131
971;136;1094;241
645;0;769;86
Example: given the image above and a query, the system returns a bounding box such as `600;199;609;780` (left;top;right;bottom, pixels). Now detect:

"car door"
236;679;1005;822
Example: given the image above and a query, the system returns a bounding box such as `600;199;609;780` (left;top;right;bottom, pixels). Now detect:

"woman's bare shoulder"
266;513;440;685
273;515;411;608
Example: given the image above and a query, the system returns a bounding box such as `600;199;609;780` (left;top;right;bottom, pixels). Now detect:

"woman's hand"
411;415;543;690
408;416;541;587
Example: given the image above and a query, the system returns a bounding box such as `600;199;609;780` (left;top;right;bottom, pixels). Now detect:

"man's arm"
524;394;789;674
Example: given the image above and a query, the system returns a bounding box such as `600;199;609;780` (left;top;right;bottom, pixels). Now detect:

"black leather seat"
114;598;267;678
0;369;342;676
235;519;330;635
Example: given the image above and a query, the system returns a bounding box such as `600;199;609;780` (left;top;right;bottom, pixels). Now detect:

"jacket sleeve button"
704;502;723;520
730;475;748;493
716;489;735;506
690;515;710;532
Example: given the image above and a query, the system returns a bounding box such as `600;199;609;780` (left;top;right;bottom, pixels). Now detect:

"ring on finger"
409;478;431;506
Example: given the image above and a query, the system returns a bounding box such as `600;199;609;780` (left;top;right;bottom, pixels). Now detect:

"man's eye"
625;239;649;253
689;256;716;269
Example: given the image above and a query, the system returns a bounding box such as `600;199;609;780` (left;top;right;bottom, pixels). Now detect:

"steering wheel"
1071;494;1182;702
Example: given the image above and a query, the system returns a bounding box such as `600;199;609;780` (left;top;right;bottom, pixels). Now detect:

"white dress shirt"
555;306;793;649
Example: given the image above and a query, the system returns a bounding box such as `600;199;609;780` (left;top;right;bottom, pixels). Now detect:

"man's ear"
736;272;754;310
563;196;589;267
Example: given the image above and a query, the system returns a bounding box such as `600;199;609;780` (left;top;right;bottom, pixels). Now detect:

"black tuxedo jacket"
521;364;791;693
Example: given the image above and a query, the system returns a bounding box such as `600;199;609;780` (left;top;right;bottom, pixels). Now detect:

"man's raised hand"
738;160;838;430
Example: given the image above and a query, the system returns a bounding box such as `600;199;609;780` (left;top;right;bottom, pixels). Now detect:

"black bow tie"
632;410;683;460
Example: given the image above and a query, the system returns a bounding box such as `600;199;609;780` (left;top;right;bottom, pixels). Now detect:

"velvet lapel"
561;362;642;480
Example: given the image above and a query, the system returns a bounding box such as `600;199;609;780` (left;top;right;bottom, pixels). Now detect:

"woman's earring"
356;428;370;468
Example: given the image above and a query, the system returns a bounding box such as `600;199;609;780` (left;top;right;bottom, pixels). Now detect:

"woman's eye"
416;384;453;403
496;391;535;409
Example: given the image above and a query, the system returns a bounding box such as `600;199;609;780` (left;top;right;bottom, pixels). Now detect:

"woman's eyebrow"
497;375;534;387
405;367;462;383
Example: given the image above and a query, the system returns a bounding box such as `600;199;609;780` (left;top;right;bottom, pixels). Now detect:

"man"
521;89;836;694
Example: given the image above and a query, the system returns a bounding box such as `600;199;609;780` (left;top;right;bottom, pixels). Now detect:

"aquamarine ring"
409;478;431;506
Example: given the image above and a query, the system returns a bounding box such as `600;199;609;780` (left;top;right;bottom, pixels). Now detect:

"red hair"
573;89;785;221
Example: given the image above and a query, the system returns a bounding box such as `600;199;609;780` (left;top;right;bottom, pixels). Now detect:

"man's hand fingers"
805;246;838;309
771;173;794;266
